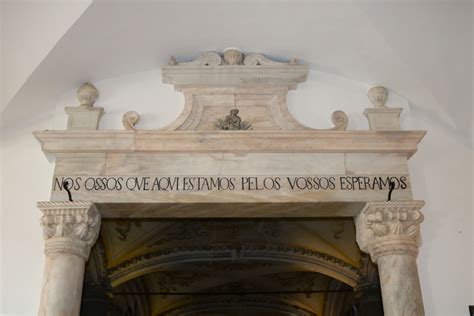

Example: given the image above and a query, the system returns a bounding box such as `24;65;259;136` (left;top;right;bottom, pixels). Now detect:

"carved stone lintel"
355;201;424;263
38;201;101;259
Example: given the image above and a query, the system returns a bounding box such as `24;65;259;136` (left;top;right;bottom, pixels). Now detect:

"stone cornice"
355;201;425;262
38;201;101;259
34;130;425;158
162;64;309;86
163;50;308;86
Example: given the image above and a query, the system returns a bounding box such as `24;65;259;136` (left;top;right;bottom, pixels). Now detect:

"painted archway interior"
35;50;424;316
82;218;377;316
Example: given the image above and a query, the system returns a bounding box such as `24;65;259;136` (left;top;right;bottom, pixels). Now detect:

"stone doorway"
80;218;383;316
35;50;426;316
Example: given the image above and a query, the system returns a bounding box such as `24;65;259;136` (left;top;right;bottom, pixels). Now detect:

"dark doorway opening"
81;218;383;315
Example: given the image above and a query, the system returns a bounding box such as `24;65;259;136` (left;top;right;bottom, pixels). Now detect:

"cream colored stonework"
65;83;104;130
34;51;427;315
38;201;101;316
355;201;425;316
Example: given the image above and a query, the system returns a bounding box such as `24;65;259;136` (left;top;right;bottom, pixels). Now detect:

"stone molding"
163;49;307;86
34;130;426;157
162;65;309;86
168;50;298;67
38;201;101;259
355;201;424;263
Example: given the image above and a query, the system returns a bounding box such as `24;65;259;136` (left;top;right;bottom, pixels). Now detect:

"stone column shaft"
355;201;425;316
38;201;101;316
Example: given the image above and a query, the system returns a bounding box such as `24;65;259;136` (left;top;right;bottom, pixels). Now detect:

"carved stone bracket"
355;201;424;263
38;201;101;259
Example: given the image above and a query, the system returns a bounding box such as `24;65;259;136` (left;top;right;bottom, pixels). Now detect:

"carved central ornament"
214;108;252;130
168;48;298;67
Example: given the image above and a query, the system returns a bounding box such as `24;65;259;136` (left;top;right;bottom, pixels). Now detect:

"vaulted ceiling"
1;0;472;143
84;219;376;315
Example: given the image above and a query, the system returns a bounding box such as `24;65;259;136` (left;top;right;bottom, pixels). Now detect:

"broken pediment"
123;49;348;131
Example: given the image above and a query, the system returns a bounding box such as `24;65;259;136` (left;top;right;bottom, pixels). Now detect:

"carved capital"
355;201;424;262
38;201;101;260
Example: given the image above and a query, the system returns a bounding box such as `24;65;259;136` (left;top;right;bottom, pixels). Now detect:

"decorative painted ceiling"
84;219;380;315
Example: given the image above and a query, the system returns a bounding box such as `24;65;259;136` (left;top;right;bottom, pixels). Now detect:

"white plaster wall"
1;69;472;315
1;0;91;110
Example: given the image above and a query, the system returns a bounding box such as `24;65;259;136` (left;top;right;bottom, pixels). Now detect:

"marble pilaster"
355;201;425;316
37;201;101;316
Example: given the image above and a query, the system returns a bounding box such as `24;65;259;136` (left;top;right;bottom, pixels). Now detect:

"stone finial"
367;86;388;108
65;82;104;130
223;48;243;65
364;86;402;130
169;56;177;66
77;83;99;107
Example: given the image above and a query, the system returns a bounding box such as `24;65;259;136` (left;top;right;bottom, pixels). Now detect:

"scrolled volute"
330;110;348;131
122;111;140;131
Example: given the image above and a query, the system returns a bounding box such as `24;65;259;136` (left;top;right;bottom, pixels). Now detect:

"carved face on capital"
368;86;388;108
223;49;243;65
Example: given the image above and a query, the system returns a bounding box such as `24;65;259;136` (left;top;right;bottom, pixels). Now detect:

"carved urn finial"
368;86;388;108
223;48;243;65
77;82;99;107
